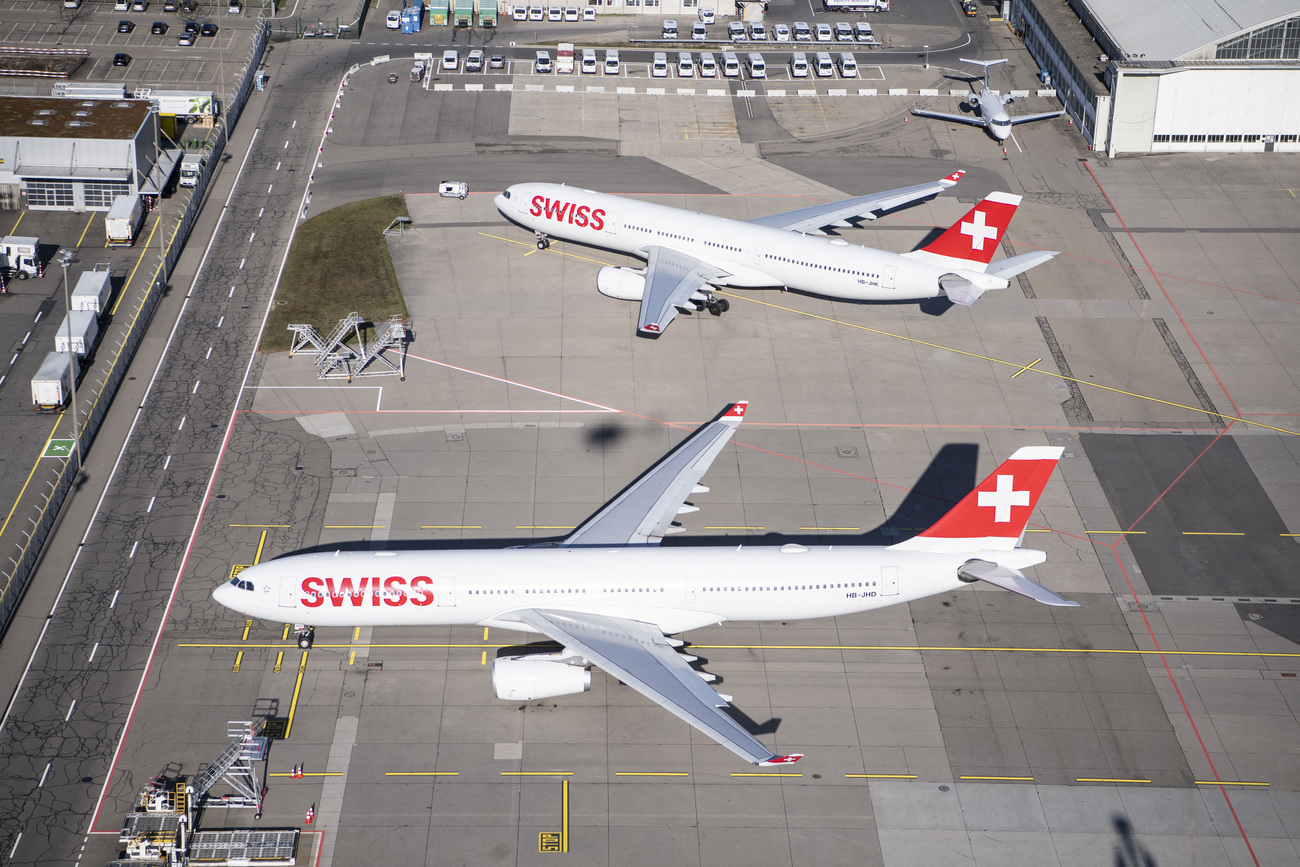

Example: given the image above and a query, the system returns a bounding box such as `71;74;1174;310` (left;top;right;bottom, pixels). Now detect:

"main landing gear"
535;231;550;250
692;293;730;317
293;625;315;649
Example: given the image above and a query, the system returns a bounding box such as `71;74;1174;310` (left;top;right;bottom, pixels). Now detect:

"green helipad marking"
43;440;75;458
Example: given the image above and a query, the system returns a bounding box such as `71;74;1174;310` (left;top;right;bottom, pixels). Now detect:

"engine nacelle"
968;93;981;108
492;653;591;700
597;266;646;301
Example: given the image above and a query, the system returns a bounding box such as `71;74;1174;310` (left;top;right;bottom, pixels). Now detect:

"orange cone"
305;804;315;825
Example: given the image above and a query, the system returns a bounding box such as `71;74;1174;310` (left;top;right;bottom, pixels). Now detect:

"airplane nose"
493;192;509;214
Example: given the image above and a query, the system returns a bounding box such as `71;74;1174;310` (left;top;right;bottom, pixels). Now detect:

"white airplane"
912;58;1065;141
214;402;1077;766
493;173;1058;336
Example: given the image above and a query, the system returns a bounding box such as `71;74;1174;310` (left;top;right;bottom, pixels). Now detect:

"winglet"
760;754;804;766
939;170;965;187
722;401;748;422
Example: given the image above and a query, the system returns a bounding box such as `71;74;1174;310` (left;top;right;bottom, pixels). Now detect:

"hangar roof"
0;96;152;140
1078;0;1300;61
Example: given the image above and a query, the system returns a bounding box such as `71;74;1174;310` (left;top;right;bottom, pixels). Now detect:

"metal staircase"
286;312;410;381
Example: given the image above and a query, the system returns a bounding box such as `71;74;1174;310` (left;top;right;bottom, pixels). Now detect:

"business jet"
214;402;1077;766
494;172;1058;336
911;58;1065;141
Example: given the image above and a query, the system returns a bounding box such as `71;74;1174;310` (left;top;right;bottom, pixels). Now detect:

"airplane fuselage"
215;544;1047;635
495;183;983;303
975;87;1014;140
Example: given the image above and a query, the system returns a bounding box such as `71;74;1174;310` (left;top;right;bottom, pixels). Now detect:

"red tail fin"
919;192;1023;265
889;446;1063;552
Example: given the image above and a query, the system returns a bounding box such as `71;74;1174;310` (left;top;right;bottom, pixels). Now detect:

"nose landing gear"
535;231;550;250
292;625;315;649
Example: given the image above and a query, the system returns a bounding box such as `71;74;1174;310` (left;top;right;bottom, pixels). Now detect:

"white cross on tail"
960;209;998;250
978;474;1029;522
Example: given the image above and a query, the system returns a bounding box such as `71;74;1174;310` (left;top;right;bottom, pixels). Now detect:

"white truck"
71;267;113;314
179;153;206;188
105;195;143;247
54;310;100;358
1;236;40;280
31;351;79;411
136;89;219;122
556;42;575;74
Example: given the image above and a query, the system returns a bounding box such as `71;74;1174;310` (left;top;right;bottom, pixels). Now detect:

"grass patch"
260;194;410;353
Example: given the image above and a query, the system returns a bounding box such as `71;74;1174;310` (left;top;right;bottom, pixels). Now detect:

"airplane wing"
559;402;746;547
1009;109;1065;126
910;108;989;128
515;609;801;766
636;245;730;336
746;171;964;234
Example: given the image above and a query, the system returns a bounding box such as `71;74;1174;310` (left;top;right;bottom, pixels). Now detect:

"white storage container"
31;351;78;410
54;310;100;357
71;269;113;314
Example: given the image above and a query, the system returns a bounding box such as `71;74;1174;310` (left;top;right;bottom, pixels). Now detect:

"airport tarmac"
1;14;1299;867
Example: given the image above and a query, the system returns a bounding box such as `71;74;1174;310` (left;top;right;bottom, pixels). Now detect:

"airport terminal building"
1011;0;1300;155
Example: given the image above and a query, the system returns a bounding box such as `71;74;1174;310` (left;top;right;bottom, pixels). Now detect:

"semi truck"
71;267;113;314
1;236;40;280
31;351;79;411
478;3;496;26
453;0;472;26
136;89;219;122
105;195;143;247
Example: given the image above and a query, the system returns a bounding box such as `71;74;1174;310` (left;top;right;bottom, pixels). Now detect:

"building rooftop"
0;96;152;140
1077;0;1300;61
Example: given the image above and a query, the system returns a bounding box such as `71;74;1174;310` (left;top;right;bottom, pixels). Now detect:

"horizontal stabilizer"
939;275;987;307
959;559;1079;607
983;250;1059;280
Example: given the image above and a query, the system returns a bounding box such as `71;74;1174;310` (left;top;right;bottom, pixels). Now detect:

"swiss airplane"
911;58;1065;141
214;403;1077;766
494;173;1058;336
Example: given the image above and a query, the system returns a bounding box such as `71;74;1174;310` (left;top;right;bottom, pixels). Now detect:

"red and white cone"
305;804;315;825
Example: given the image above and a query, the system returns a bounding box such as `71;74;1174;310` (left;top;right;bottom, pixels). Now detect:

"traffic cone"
305;804;315;825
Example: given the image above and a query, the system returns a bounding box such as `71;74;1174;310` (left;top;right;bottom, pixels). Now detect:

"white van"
699;5;714;23
651;52;669;78
581;48;598;73
746;52;766;78
837;52;858;77
722;51;740;77
699;51;717;77
677;52;694;77
814;51;834;77
534;50;553;73
790;52;808;78
604;49;620;74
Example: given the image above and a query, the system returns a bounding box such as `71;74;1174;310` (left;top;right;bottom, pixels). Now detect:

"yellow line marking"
274;651;283;673
719;292;1299;437
109;213;161;316
481;651;487;665
241;620;252;640
705;526;766;530
353;627;361;641
230;524;292;528
799;527;861;531
1077;778;1150;783
385;772;460;776
1009;357;1042;379
845;774;918;779
501;771;574;776
480;231;615;269
1023;528;1051;532
562;779;569;853
74;211;94;246
232;651;243;672
325;525;384;529
1085;530;1145;534
422;525;482;529
0;416;64;547
269;772;344;777
517;525;575;530
348;650;356;666
285;651;307;738
731;773;802;777
177;642;1300;658
253;530;268;564
281;624;290;641
483;627;490;640
615;772;690;777
960;775;1034;781
1282;534;1300;537
1183;531;1245;536
1195;780;1268;786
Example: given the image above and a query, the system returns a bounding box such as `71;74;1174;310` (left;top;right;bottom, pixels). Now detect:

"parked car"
793;21;811;41
117;19;134;32
581;7;594;20
728;20;745;41
131;0;147;10
228;0;242;13
748;21;767;40
534;50;552;72
528;5;543;20
677;51;694;76
163;0;177;10
691;21;706;40
855;21;874;41
834;21;853;41
441;49;458;70
386;9;401;27
546;5;561;21
661;19;677;39
699;6;714;23
772;23;790;41
489;53;505;69
563;6;578;20
511;5;527;19
184;20;199;32
200;22;217;35
815;22;833;41
150;20;167;33
177;31;194;44
465;49;484;71
113;52;131;65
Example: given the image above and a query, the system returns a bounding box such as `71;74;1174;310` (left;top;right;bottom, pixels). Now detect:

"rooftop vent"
28;119;48;126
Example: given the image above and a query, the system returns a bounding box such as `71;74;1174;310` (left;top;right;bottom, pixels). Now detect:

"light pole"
924;45;930;69
56;248;81;471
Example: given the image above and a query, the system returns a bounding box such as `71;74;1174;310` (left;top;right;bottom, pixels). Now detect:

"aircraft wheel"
707;301;723;316
536;238;549;250
297;629;314;649
717;298;730;313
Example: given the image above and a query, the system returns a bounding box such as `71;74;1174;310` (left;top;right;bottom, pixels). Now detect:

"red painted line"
1081;161;1241;418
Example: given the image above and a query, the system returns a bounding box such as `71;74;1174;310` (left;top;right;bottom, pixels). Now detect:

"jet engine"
968;93;981;108
597;266;646;301
492;653;591;700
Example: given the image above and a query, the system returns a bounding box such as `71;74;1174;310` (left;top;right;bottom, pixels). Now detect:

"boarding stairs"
190;720;268;810
287;312;410;381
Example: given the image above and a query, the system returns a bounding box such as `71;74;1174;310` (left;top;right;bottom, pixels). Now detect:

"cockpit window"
228;578;255;591
502;190;511;199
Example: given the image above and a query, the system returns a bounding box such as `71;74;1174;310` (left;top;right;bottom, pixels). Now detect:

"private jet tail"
890;446;1078;608
959;57;1007;89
